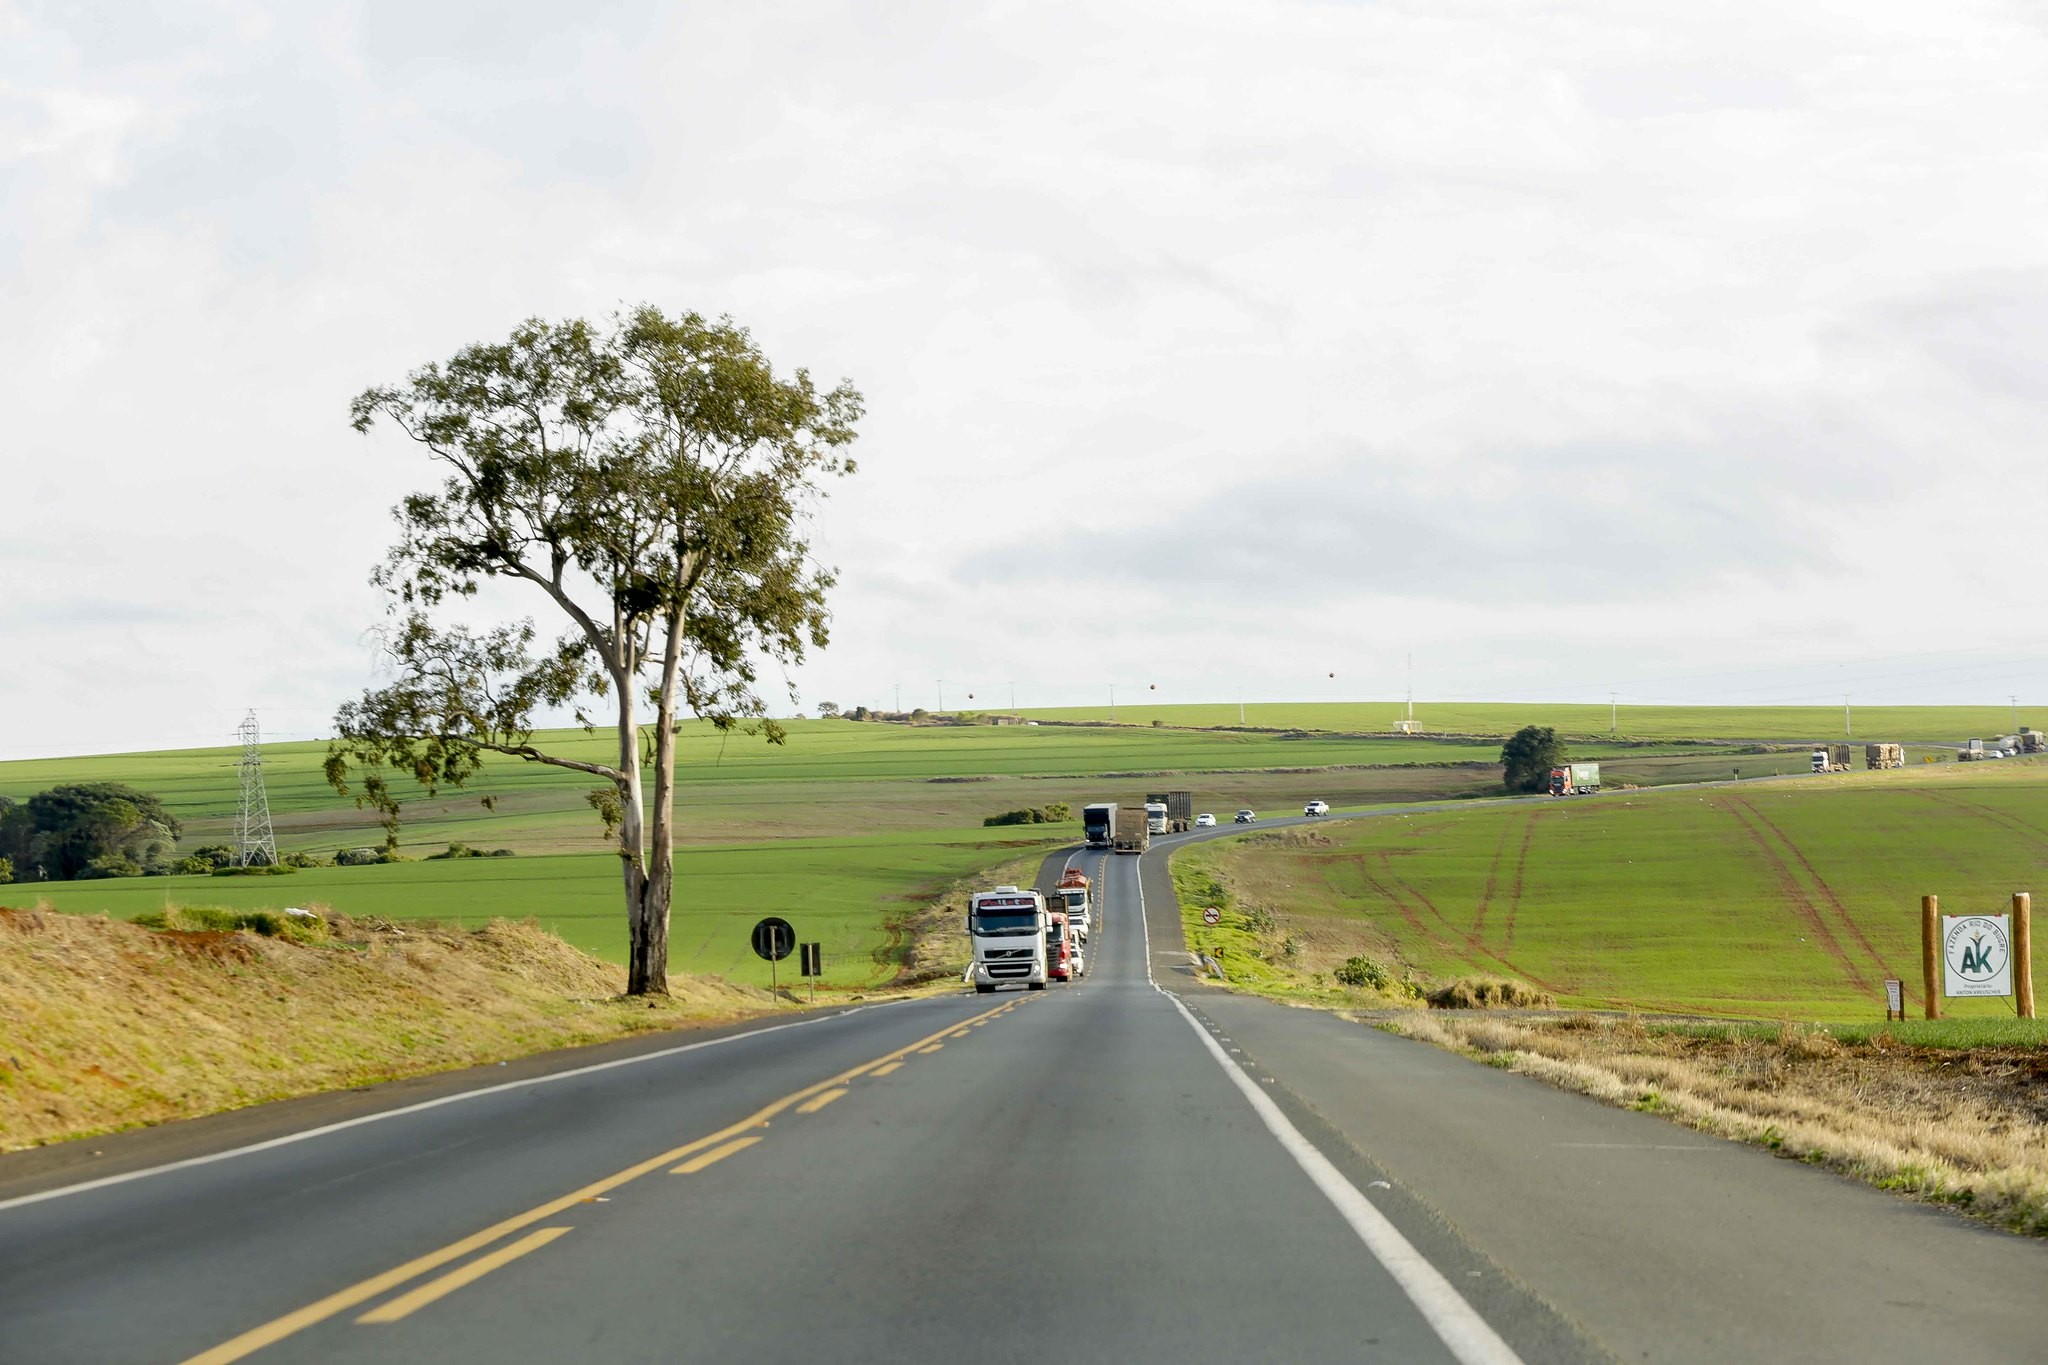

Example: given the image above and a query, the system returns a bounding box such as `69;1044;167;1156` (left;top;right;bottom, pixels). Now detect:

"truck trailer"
966;887;1050;993
1864;744;1904;770
1082;803;1118;848
1547;762;1601;796
1113;808;1151;854
1145;790;1195;834
1811;745;1853;773
1054;869;1092;942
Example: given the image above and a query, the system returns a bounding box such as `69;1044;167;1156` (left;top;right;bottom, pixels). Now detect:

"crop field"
1182;759;2048;1020
1025;701;2031;744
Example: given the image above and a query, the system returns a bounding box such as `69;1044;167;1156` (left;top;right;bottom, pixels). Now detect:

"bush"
1425;977;1555;1009
1335;955;1390;989
335;847;402;866
0;854;10;884
79;854;144;879
425;842;519;860
982;806;1072;827
162;855;217;876
212;864;295;877
280;850;326;868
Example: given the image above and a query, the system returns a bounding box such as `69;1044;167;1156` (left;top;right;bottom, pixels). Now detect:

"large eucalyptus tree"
327;307;860;994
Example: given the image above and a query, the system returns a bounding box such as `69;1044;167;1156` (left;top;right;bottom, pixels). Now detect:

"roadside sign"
800;942;822;977
751;916;796;963
1202;906;1222;926
1942;915;2012;998
1884;979;1903;1019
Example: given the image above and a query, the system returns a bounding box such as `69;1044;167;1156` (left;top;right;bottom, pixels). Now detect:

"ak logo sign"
1942;914;2012;998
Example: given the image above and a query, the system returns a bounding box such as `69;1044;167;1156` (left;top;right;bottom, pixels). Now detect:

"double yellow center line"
182;997;1023;1364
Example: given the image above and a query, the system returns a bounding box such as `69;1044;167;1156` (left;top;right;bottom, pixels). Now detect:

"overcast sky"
6;0;2048;757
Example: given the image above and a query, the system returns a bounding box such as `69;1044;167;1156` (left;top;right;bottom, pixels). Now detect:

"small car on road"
1195;812;1216;827
1303;800;1330;816
1234;809;1257;823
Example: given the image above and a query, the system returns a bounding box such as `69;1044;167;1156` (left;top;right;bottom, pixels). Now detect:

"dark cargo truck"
1082;802;1117;849
1145;790;1195;833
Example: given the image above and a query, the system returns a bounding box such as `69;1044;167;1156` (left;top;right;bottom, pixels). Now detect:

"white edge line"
1136;838;1522;1365
0;1003;883;1215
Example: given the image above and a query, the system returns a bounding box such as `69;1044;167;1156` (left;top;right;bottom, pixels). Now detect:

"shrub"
1043;803;1070;821
335;847;387;866
0;854;10;884
1425;977;1555;1009
280;850;326;868
79;854;144;879
212;864;295;877
1335;955;1390;989
162;855;217;876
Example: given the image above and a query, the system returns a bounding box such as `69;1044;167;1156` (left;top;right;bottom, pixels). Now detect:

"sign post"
2015;893;2035;1021
1921;895;1941;1020
751;916;796;1001
1883;979;1902;1021
799;941;822;1004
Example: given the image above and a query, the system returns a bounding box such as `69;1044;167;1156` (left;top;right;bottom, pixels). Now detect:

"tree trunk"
615;667;668;996
637;608;685;997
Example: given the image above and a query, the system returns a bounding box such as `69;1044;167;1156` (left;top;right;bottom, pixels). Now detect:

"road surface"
1;820;2043;1363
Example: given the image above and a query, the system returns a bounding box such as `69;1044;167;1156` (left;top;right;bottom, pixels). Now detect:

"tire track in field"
1500;808;1543;954
1368;855;1556;994
1914;789;2048;854
1721;793;1908;991
1468;811;1526;943
1715;797;1869;992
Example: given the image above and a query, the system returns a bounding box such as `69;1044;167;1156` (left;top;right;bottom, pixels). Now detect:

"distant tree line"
0;783;183;881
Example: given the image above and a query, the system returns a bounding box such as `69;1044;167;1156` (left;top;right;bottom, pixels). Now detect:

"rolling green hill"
1179;760;2048;1020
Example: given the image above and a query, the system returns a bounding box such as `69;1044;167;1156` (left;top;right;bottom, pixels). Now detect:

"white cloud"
4;0;2048;757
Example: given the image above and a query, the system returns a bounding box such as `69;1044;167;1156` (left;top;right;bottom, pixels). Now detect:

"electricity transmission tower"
235;710;278;868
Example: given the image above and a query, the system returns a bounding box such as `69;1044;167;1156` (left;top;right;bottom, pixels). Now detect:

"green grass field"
1180;759;2048;1021
13;829;1060;990
8;705;2038;1007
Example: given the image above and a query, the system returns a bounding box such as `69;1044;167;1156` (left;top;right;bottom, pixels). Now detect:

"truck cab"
1056;884;1091;942
967;887;1050;993
1144;801;1169;835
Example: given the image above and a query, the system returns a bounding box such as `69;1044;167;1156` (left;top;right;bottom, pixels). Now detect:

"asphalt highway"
1;816;2044;1363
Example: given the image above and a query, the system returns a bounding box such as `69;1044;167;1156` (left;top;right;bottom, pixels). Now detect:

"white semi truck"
967;887;1051;993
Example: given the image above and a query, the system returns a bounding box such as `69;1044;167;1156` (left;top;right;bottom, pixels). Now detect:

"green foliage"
981;807;1069;827
0;854;10;884
1335;955;1390;989
329;305;861;994
425;842;516;860
212;864;296;877
139;904;329;944
79;853;144;879
0;783;182;881
280;850;326;868
1499;725;1565;793
1042;802;1070;821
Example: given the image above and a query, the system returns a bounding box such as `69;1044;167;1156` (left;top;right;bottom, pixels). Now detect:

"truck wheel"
975;983;995;994
1028;980;1046;991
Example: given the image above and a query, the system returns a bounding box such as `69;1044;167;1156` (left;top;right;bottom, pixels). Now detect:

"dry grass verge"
0;905;777;1150
1382;1012;2048;1236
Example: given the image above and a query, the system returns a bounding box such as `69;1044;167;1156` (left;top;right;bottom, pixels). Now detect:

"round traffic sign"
751;916;796;962
1202;906;1222;926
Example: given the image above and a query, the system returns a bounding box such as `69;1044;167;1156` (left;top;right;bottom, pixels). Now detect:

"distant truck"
1046;911;1080;982
2024;730;2048;755
1865;743;1904;770
1054;869;1092;942
1144;801;1169;835
1145;790;1195;834
1113;808;1151;854
1082;802;1117;849
1547;762;1600;796
1960;738;1986;762
1810;745;1853;773
966;887;1050;993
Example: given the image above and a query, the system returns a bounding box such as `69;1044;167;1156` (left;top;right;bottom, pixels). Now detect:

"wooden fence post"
2016;892;2035;1021
1922;894;1941;1020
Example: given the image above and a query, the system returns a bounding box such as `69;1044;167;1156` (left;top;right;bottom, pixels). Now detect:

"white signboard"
1884;979;1903;1014
1942;915;2013;998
